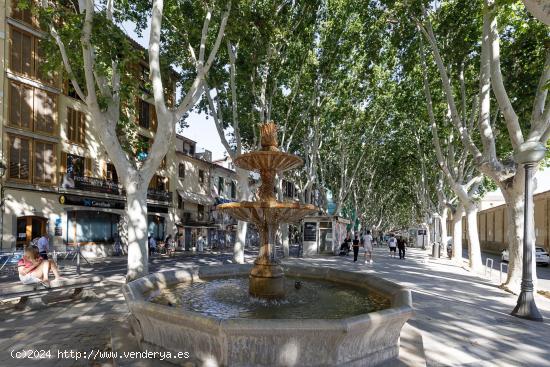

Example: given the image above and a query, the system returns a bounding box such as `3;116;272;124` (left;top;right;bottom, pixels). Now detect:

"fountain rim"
123;264;413;326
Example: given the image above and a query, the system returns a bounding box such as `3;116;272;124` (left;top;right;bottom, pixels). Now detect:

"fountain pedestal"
217;122;317;299
249;258;285;298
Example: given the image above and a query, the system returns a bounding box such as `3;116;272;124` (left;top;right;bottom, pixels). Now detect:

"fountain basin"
123;264;413;367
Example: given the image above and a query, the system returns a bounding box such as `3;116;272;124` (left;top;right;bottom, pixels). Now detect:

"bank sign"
59;195;125;209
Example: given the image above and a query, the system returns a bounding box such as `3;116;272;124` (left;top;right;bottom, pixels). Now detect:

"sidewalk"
287;248;550;367
1;247;550;366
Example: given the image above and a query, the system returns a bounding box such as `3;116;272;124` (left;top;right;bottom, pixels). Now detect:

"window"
9;81;32;129
10;28;32;77
218;177;224;194
149;175;168;191
11;0;35;26
67;108;86;144
10;27;54;84
198;205;204;221
177;195;183;209
105;163;118;182
8;80;57;134
67;211;120;244
65;153;85;177
8;135;31;181
198;170;205;185
178;163;185;179
34;140;56;184
138;99;150;129
230;181;236;199
34;88;56;134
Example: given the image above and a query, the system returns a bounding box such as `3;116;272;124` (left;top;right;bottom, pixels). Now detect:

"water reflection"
150;277;390;319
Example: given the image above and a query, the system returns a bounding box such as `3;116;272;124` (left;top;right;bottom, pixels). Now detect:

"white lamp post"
511;141;546;321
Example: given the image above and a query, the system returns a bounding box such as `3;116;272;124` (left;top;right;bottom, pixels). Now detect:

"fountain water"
216;122;317;298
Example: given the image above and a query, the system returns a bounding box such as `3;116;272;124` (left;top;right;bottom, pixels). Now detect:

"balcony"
61;174;173;203
61;174;122;195
147;189;173;203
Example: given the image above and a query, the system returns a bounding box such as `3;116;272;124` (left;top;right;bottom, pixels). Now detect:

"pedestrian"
165;235;176;257
388;234;397;258
37;232;50;260
113;234;122;256
398;236;406;259
148;235;157;257
18;245;64;286
352;234;360;262
363;230;374;264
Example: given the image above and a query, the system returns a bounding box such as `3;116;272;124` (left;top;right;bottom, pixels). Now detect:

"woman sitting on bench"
17;245;63;286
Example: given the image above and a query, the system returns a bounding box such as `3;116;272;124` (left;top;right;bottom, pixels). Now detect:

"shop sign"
304;222;317;242
59;195;125;209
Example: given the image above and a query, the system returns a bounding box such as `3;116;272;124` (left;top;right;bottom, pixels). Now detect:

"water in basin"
149;276;390;319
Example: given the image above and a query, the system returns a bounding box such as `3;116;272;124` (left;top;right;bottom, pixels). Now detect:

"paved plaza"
1;247;550;366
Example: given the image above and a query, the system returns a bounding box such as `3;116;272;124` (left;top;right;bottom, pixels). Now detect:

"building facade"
0;3;174;256
446;189;550;254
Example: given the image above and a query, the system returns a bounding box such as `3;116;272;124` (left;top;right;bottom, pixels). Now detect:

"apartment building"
173;135;215;250
0;2;174;256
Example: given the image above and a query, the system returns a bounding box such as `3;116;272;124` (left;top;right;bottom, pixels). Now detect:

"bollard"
500;262;508;284
485;258;494;279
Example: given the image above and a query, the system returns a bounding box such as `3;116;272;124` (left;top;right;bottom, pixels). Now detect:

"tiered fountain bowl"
217;122;317;298
123;123;413;367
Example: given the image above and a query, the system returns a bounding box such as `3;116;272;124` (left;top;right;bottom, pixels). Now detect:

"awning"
177;190;214;206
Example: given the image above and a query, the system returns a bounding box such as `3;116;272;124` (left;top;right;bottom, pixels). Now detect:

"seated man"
17;245;63;286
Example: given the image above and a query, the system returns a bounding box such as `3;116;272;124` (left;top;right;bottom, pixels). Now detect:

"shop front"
60;194;125;258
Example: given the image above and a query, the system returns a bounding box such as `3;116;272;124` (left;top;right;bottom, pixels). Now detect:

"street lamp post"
511;141;546;322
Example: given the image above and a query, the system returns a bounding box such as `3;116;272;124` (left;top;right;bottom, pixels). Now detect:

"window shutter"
60;151;67;175
10;29;22;74
34;89;56;134
9;82;20;127
79;111;86;144
84;157;92;177
67;108;74;142
21;32;32;76
101;159;107;179
150;104;157;131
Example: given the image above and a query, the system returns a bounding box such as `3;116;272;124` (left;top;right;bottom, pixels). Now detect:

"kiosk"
302;216;351;256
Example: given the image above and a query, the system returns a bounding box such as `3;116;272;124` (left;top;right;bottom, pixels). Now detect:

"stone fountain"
122;122;413;367
216;122;317;298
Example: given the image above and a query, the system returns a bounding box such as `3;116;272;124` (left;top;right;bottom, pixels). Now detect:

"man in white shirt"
388;234;397;258
37;233;49;260
363;230;374;264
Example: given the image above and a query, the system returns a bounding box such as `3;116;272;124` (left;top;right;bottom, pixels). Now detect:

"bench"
0;276;104;310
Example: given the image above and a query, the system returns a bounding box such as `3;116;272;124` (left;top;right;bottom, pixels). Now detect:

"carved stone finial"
260;122;279;151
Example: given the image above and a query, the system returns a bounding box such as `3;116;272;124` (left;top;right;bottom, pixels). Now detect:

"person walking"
363;230;374;264
37;233;50;260
352;234;360;262
148;235;157;257
398;236;406;259
388;234;397;258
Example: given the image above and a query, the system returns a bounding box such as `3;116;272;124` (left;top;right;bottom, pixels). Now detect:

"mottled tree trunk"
451;205;464;264
233;168;250;264
465;204;483;273
125;184;149;281
500;169;537;294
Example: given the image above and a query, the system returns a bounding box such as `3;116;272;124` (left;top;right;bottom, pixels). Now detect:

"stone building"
0;2;174;256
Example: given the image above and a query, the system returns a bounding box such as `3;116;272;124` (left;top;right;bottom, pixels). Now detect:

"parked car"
501;247;550;266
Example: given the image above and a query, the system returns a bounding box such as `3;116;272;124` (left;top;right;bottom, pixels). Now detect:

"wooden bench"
0;276;104;310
